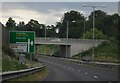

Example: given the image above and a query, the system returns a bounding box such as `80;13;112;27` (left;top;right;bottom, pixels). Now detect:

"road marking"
108;82;112;83
64;66;67;68
68;67;71;69
94;75;98;79
50;62;53;63
85;72;88;75
78;70;80;72
71;68;75;71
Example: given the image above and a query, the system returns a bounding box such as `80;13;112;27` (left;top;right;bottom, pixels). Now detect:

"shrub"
24;52;38;62
2;45;18;59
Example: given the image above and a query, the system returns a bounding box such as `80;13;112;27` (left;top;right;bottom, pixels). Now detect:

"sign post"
9;31;35;66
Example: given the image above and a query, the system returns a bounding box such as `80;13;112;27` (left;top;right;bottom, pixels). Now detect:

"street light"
66;21;75;58
44;26;47;56
83;4;106;61
83;17;87;39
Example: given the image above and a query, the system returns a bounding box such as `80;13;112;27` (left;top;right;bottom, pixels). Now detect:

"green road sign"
9;31;35;53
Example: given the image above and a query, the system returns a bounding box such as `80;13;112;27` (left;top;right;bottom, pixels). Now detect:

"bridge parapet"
35;37;105;45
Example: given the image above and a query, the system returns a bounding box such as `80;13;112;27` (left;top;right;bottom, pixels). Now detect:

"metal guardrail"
0;65;45;81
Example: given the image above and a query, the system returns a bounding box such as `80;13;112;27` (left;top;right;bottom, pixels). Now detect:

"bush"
81;28;107;39
2;45;18;59
24;52;38;62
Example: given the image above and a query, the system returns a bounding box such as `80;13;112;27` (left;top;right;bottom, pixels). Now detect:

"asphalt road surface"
37;55;118;82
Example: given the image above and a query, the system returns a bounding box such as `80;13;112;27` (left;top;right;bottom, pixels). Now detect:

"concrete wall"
60;45;71;58
2;26;9;46
71;43;101;57
0;23;2;56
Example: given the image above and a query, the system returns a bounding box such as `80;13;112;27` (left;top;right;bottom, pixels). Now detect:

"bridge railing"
35;37;105;44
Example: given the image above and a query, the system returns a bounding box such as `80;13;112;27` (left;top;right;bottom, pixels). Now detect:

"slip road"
37;55;118;81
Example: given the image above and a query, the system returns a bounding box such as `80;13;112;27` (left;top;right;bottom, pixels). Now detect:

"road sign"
9;31;35;53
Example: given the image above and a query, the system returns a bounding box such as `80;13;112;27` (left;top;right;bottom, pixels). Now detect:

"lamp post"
84;17;86;39
45;26;47;56
66;21;69;58
83;4;106;61
66;21;75;58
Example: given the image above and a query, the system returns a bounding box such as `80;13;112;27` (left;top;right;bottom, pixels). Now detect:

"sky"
1;2;119;26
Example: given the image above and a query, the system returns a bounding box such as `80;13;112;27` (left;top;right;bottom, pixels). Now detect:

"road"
37;55;118;82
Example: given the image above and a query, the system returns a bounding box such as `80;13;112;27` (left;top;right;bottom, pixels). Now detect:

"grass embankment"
2;54;27;72
37;45;59;55
72;40;118;63
2;45;28;72
2;45;48;81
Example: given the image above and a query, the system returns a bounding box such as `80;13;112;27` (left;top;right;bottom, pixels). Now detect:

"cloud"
1;8;71;25
1;2;118;26
2;0;120;2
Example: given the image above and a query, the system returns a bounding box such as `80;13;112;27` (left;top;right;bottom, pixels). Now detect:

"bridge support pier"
60;45;71;58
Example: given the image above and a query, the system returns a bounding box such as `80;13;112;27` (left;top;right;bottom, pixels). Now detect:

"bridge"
35;37;104;57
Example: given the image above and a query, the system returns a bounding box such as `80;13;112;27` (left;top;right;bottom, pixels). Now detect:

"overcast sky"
1;2;119;26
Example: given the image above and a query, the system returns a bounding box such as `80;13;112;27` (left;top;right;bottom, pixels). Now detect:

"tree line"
2;10;119;40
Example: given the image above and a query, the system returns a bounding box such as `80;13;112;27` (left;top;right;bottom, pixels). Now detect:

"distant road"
37;55;118;82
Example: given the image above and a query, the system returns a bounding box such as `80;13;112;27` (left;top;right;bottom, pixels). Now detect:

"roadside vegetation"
72;39;118;63
2;53;27;72
71;27;118;63
2;45;41;72
37;45;59;56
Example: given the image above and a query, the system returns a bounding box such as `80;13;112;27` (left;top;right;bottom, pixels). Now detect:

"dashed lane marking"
68;67;71;69
108;82;112;83
71;68;75;71
85;72;88;75
78;70;80;72
94;75;98;79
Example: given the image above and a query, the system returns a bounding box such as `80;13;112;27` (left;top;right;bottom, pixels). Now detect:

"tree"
46;25;57;37
58;10;85;38
81;28;107;39
16;21;25;31
6;17;16;30
25;19;45;37
87;10;119;40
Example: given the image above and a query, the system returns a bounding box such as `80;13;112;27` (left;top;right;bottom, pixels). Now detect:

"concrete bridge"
35;37;104;57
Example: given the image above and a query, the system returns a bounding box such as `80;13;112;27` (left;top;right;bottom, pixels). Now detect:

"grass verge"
2;54;27;72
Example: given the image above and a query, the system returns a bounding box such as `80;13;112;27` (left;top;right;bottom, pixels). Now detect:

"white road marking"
50;62;53;63
108;82;112;83
85;72;88;75
78;70;80;72
94;75;98;78
68;67;71;69
71;68;75;71
64;66;67;68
